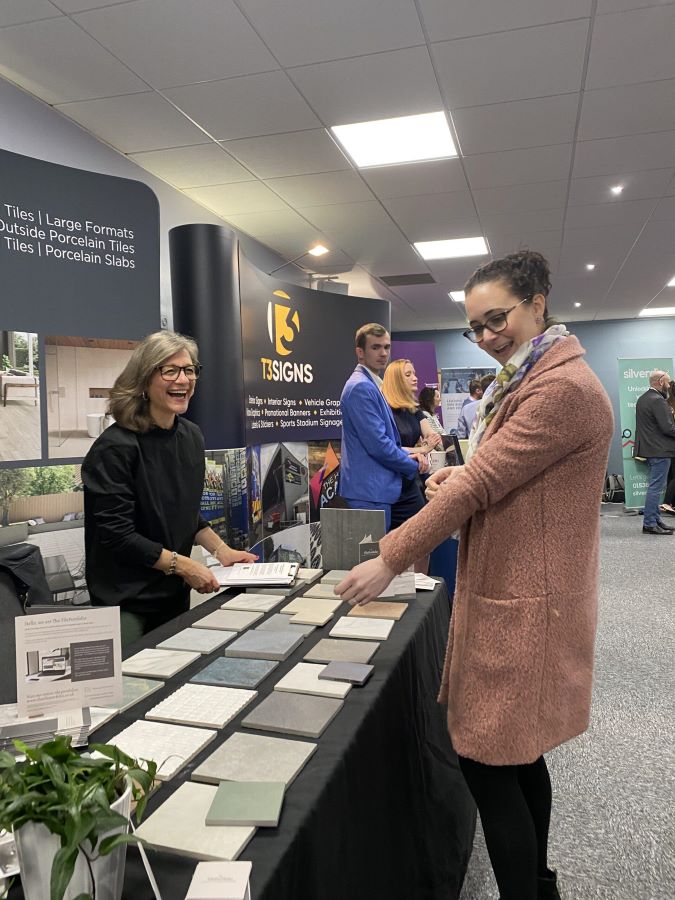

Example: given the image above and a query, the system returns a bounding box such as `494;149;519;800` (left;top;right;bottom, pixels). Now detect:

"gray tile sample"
256;614;316;636
122;648;201;679
241;691;343;739
304;638;380;664
320;507;386;570
192;731;317;787
225;630;304;661
157;627;236;654
319;661;374;685
221;593;285;612
206;781;285;827
191;657;278;689
329;616;394;641
274;663;351;699
193;609;264;632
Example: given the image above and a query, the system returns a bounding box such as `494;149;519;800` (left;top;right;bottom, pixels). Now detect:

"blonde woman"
82;331;256;645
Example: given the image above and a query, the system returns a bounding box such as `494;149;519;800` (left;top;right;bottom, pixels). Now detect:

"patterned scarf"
465;324;569;462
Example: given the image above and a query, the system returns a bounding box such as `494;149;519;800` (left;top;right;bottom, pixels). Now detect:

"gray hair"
108;330;199;432
649;369;667;387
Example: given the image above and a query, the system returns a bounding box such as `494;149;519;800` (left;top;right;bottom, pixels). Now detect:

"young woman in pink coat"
337;251;614;900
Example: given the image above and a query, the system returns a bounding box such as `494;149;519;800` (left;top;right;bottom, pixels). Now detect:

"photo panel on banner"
440;367;497;433
0;330;40;463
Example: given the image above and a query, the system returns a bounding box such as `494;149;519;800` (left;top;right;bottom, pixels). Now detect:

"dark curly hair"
464;250;554;324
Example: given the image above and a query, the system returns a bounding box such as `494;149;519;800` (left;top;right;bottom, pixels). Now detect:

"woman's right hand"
425;465;464;500
176;557;220;593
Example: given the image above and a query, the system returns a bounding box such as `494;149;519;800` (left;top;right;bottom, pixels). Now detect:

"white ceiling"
1;0;675;330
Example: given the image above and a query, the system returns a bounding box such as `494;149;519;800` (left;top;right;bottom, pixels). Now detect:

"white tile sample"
145;684;257;729
301;584;342;601
304;638;380;665
274;663;351;700
297;568;323;583
193;609;263;632
105;719;216;781
329;617;394;641
192;731;317;787
121;648;201;679
157;627;236;654
221;593;285;613
241;691;343;739
281;596;341;615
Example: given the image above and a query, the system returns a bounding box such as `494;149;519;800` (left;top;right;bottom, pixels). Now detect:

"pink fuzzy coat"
379;337;613;765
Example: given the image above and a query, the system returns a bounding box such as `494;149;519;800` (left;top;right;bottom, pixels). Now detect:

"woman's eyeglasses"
463;298;529;344
156;364;202;381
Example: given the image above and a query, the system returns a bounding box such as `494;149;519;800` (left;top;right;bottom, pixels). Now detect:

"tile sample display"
122;648;201;679
106;719;216;781
157;627;236;654
135;782;255;860
241;691;343;739
289;608;335;627
281;596;341;615
301;584;342;601
256;614;316;636
304;638;380;665
192;731;317;787
206;781;285;827
193;609;263;632
319;661;374;685
226;630;303;661
320;570;351;585
221;593;285;613
329;617;394;641
347;601;408;620
274;663;351;700
146;684;257;729
320;507;386;570
191;657;278;689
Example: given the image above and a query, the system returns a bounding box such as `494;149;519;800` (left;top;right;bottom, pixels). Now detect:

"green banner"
617;357;672;508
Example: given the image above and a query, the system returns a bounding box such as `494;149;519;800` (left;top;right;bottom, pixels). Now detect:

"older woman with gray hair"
82;330;256;645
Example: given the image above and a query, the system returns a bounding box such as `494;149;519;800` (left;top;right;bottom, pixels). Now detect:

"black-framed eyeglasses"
463;297;529;344
155;364;202;381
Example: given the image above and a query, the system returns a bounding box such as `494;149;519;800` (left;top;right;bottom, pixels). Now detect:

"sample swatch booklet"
212;562;299;587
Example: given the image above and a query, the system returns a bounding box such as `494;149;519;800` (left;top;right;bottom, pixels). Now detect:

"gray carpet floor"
459;512;675;900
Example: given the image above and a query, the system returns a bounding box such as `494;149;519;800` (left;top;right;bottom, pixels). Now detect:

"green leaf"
50;845;79;900
98;832;139;856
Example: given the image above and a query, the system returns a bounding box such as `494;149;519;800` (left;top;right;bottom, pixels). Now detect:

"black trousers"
458;754;553;900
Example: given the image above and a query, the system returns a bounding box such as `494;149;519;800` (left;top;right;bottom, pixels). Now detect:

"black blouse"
392;407;425;448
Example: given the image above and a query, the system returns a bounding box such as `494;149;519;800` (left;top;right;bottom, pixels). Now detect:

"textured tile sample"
193;609;263;632
241;691;343;738
145;683;257;729
122;648;201;679
320;570;351;585
319;661;374;685
191;657;278;689
135;782;255;860
105;719;216;781
221;593;285;612
192;731;317;787
206;780;285;827
347;600;408;620
255;614;316;636
157;627;236;654
281;596;341;615
304;638;380;664
226;629;304;661
329;617;394;641
274;662;351;699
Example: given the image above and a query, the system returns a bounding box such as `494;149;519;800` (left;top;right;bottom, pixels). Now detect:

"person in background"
634;369;675;535
457;373;495;438
461;378;483;409
659;380;675;516
82;331;256;646
336;250;613;900
419;387;445;434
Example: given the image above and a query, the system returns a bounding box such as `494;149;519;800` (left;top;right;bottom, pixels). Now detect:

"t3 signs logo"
260;290;313;383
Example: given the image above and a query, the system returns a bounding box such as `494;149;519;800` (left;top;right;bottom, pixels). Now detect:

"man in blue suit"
339;323;426;530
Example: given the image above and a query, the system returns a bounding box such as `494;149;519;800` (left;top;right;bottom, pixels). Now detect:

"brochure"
211;562;299;587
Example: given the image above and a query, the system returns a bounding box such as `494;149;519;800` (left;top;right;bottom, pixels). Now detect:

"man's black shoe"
643;524;673;535
657;520;675;532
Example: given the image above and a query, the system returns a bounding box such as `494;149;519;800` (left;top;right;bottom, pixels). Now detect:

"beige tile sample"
193;609;263;632
274;663;351;699
347;601;408;620
302;584;342;600
303;638;380;664
281;596;341;616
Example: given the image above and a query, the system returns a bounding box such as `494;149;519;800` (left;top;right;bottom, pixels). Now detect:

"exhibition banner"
391;341;439;392
617;357;672;508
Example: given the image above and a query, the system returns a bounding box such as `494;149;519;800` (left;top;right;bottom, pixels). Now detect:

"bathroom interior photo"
0;329;41;463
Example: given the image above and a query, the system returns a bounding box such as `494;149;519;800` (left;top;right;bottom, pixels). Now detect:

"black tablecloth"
13;583;476;900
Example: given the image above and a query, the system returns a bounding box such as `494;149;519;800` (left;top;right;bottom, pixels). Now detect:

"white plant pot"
14;779;132;900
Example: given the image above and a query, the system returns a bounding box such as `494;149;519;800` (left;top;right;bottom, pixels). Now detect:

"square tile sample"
329;617;394;641
289;608;335;627
192;731;317;787
320;570;351;585
256;614;316;636
304;638;380;665
297;568;322;583
241;691;343;739
157;627;236;654
193;609;263;632
226;630;304;661
319;661;374;685
146;683;257;729
106;719;216;781
221;593;285;612
274;663;351;700
347;601;408;620
135;782;255;860
281;596;341;615
301;584;342;600
206;781;285;827
122;648;201;679
191;657;278;689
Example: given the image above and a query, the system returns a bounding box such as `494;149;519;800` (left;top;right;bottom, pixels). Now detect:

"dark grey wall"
394;317;675;473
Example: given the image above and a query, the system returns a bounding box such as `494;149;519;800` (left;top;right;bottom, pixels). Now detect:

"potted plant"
0;735;156;900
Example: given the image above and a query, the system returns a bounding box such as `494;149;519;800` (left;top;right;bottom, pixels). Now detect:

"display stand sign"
439;366;496;432
617;357;673;509
186;861;252;900
15;607;122;717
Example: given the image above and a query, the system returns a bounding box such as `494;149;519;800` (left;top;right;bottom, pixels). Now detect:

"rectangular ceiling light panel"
639;307;675;317
331;112;457;168
414;237;488;260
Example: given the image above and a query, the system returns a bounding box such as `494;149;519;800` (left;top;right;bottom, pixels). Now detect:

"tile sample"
206;781;285;827
320;570;351;584
329;617;394;641
304;638;380;664
281;596;341;615
241;691;343;739
157;627;236;654
193;609;263;632
320;507;386;570
274;663;351;700
221;593;285;612
192;731;317;787
186;862;251;900
116;675;164;712
347;601;408;620
289;609;335;627
135;782;255;860
297;567;323;583
122;648;201;679
226;630;304;661
191;657;278;689
105;719;216;781
319;661;374;685
246;584;303;596
145;684;257;729
256;614;316;636
301;584;342;601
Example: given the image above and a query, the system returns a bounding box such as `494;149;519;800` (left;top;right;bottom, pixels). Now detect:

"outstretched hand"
334;556;396;606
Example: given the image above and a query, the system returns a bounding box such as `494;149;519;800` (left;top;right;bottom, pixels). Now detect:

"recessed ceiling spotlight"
449;291;465;302
414;237;488;260
307;244;329;257
574;302;582;308
639;307;675;317
585;263;595;271
331;111;457;168
668;275;675;287
610;184;624;195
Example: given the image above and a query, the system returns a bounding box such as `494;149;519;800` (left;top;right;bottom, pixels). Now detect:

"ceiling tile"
568;169;674;206
74;0;278;89
165;72;320;140
453;94;579;155
224;208;325;257
487;231;562;259
423;257;484;288
0;1;61;27
473;181;568;215
382;191;481;242
183;181;289;215
578;79;675;141
264;171;373;207
566;199;657;234
237;0;424;67
128;144;252;188
463;144;573;189
572;131;675;178
0;17;146;104
434;20;588;109
418;0;592;41
223;129;350;179
287;46;442;126
51;0;128;10
361;158;470;199
650;196;675;222
483;208;565;236
597;0;675;12
562;223;637;250
55;92;207;153
558;240;633;272
587;5;675;89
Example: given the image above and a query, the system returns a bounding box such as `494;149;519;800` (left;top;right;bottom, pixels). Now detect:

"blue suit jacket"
339;366;419;504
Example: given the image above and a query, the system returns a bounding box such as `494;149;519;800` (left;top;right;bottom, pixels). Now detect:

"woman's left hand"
215;545;258;566
334;556;396;606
